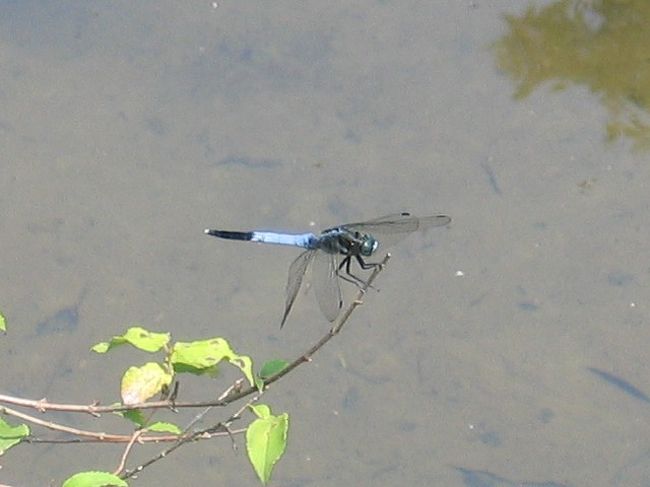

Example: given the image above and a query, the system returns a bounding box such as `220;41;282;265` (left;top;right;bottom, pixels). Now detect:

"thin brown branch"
123;390;262;479
3;403;235;445
113;430;143;475
4;253;390;478
118;256;388;479
0;254;389;417
226;253;391;397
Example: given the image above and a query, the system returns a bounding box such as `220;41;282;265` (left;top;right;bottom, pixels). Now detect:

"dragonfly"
204;212;450;327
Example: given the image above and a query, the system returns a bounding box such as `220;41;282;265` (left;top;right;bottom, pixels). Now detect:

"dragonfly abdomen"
205;228;318;248
204;229;254;241
250;231;317;248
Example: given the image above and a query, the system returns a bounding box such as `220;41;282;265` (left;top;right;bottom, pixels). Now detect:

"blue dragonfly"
205;212;450;327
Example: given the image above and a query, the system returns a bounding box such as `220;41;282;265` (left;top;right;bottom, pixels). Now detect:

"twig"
0;254;390;416
118;257;390;478
122;391;261;479
113;430;143;475
5;253;391;479
227;253;391;396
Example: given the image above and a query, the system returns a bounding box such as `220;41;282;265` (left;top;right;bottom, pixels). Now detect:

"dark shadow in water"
35;287;87;336
455;466;570;487
587;367;650;403
216;155;282;169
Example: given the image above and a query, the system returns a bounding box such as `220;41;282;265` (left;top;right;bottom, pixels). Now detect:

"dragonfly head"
360;236;379;256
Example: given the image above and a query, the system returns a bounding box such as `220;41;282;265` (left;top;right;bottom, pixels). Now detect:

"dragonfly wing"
341;213;450;235
337;213;450;250
312;250;342;322
281;249;316;328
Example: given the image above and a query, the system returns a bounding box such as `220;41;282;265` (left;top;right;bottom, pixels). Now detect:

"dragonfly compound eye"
360;237;378;256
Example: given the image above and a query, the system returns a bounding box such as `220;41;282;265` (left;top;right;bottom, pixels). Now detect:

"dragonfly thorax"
317;229;378;257
337;230;378;257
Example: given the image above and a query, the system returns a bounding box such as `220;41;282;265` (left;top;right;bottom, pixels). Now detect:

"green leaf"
246;404;289;485
171;362;220;376
115;410;180;433
249;404;271;419
146;421;182;434
0;417;29;454
117;409;146;427
0;310;6;332
121;362;173;405
253;375;265;392
171;338;254;386
91;342;111;353
259;359;289;380
170;338;232;369
91;327;170;354
62;471;127;487
230;354;255;388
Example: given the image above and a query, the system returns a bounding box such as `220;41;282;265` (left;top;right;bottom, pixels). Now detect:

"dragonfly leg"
336;256;377;291
355;255;384;270
334;256;366;289
337;271;367;289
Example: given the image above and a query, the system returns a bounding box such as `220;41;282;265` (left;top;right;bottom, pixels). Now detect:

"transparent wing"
280;249;316;328
336;213;450;249
341;213;450;235
312;250;343;322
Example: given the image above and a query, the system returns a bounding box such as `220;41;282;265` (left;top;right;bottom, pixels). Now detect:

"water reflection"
494;0;650;150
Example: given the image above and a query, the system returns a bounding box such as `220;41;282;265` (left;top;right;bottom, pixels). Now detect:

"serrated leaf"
0;417;29;455
121;362;172;405
146;421;182;434
0;310;6;332
62;471;128;487
91;327;170;354
171;338;254;386
246;405;289;485
259;359;289;380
